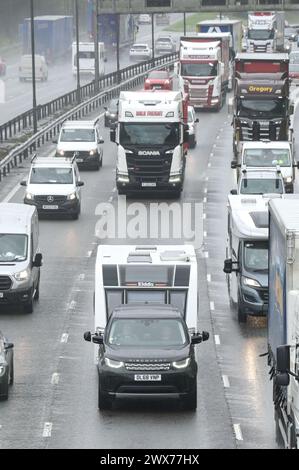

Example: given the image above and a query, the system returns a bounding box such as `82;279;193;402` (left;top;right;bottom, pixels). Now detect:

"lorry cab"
224;195;270;322
93;245;199;361
0;203;42;314
232;142;296;193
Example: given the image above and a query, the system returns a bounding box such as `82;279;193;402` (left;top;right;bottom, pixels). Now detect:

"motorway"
0;16;183;125
1;81;298;448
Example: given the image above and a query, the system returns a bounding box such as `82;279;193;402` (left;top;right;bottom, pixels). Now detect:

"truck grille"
126;155;172;182
0;276;12;291
241;122;281;141
125;362;171;371
190;88;208;99
34;195;67;204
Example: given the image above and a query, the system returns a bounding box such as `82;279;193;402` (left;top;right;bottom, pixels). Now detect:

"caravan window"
106;290;124;318
127;290;167;304
119;265;174;286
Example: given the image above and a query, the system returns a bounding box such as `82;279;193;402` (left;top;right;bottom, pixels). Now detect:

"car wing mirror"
98;138;104;144
52;138;58;144
20;180;27;186
4;342;14;350
195;118;199;123
230;189;238;195
33;253;43;268
77;181;84;187
92;335;104;345
84;331;91;342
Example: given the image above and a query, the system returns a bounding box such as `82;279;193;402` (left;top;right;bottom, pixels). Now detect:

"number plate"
76;159;84;163
42;205;59;210
0;293;3;298
142;182;156;187
134;374;161;381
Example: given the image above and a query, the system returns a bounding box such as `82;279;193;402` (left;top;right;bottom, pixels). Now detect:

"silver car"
187;106;199;149
0;332;14;401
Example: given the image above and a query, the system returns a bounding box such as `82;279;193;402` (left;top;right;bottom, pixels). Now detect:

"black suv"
84;304;209;411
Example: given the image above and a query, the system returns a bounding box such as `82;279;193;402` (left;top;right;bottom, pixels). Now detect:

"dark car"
0;332;14;400
0;57;6;76
104;99;119;127
84;304;209;411
285;27;298;42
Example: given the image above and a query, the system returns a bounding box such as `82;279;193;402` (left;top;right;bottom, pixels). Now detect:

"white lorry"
110;90;188;197
178;34;230;110
72;42;105;76
268;197;299;448
247;11;285;53
93;245;199;359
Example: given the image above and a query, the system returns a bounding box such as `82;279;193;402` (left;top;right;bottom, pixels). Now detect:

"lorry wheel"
98;383;112;410
182;383;197;411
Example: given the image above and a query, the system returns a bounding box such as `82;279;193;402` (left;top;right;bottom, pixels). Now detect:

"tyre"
0;384;9;401
9;360;14;386
34;279;40;301
237;296;246;323
182;383;197;411
24;298;34;314
98;382;112;410
72;210;80;220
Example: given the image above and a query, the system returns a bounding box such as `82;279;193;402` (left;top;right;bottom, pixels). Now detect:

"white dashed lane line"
60;333;69;343
51;373;60;385
42;422;53;438
210;301;215;311
222;375;230;388
214;335;221;345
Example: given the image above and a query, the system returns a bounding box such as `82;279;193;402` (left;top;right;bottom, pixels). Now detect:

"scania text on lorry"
247;11;285;53
178;35;229;110
110;90;188;197
268;198;299;449
230;53;292;159
223;195;269;323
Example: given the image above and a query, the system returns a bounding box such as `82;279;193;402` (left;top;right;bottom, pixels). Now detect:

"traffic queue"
1;10;299;450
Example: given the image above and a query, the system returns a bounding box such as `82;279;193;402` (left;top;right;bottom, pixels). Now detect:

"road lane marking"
204;251;209;258
204;188;208;194
205;176;209;181
222;375;230;388
43;422;52;438
79;274;85;281
233;424;243;441
207;274;211;283
208;162;211;168
203;213;206;219
87;251;92;257
204;231;207;238
203;197;207;203
108;196;113;203
60;333;69;343
210;301;215;311
68;300;77;310
214;335;220;345
210;153;214;157
51;373;60;385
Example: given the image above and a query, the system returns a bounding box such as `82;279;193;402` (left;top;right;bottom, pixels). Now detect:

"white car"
129;44;152;61
187;106;199;149
138;14;151;25
54;120;104;170
21;156;84;220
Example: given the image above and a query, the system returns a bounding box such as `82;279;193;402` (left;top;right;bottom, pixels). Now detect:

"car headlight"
67;192;77;200
0;365;6;377
25;192;34;200
89;149;97;156
14;269;30;282
285;177;293;183
105;358;124;369
172;358;190;369
243;277;261;288
57;150;65;156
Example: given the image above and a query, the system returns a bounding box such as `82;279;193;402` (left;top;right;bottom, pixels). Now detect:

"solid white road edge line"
214;335;220;345
222;375;230;388
233;424;243;441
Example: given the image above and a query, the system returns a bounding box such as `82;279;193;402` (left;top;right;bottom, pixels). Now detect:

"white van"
0;203;42;313
19;54;48;82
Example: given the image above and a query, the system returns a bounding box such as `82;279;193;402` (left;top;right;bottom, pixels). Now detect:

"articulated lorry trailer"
268;197;299;449
247;11;285;53
230;53;292;160
178;34;230;110
19;15;73;63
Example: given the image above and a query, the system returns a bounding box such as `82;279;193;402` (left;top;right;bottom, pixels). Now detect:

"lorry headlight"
285;177;293;183
0;365;6;377
14;269;30;282
172;358;190;369
117;174;129;183
25;192;34;200
243;277;261;288
89;149;97;156
57;150;65;156
67;192;77;200
105;358;124;369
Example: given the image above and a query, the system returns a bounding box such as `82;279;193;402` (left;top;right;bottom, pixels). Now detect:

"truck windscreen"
119;123;180;146
243;240;268;272
247;29;274;40
181;62;217;77
239;99;286;118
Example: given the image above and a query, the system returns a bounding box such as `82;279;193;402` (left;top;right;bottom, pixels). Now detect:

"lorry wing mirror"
230;189;238;195
20;180;27;186
277;345;290;374
110;127;116;143
231;161;237;169
4;342;14;350
84;331;91;342
275;372;290;387
33;253;43;268
202;331;209;342
98;138;104;144
195;118;199;123
223;258;233;274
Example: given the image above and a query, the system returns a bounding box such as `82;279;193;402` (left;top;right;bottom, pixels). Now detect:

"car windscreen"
239;99;286;118
244;240;268;272
181;62;217;77
240;178;283;194
148;71;169;79
60;128;95;142
132;45;147;50
243;148;290;167
30;167;73;184
0;234;28;262
107;318;188;348
119;122;180;146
